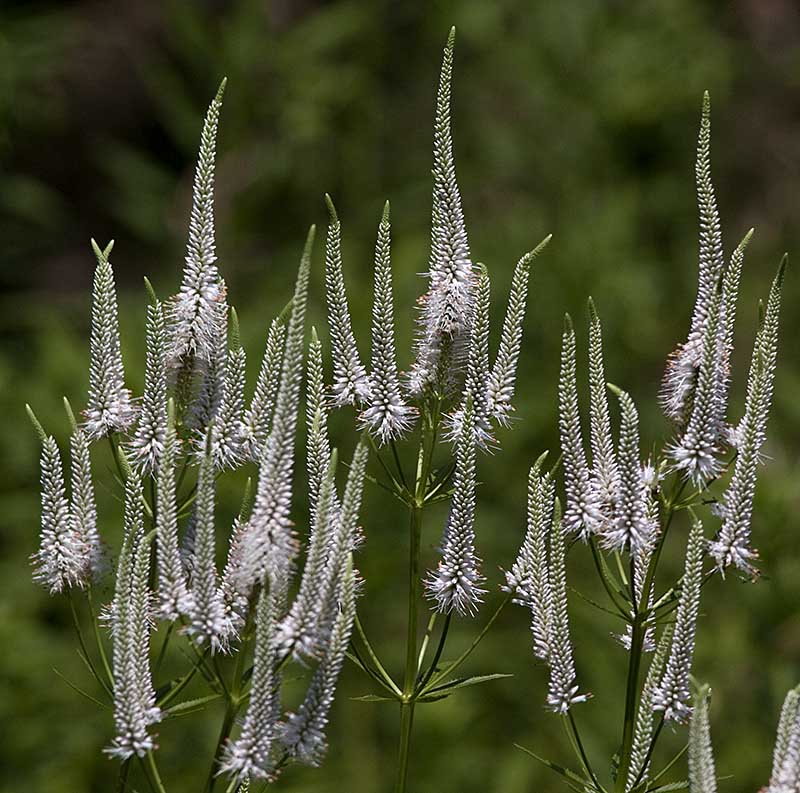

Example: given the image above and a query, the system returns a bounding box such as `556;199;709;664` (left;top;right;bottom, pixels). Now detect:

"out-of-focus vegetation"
1;2;798;791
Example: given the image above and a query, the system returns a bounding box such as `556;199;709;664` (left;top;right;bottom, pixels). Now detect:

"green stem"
117;759;131;792
416;613;451;694
354;613;402;697
565;711;602;792
395;701;416;793
68;591;112;697
145;751;168;793
87;585;114;686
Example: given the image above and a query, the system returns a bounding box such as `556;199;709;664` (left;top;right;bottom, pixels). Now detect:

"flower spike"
688;685;718;793
306;328;334;522
360;201;417;444
84;239;137;439
69;427;105;582
768;686;800;793
168;79;228;369
487;235;551;425
324;194;370;407
409;27;476;397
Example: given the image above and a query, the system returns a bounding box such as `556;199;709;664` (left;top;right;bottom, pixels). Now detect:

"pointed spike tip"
776;253;788;285
143;276;158;305
606;382;624;399
587;296;599;323
447;26;456;47
25;404;47;443
63;397;77;431
310;325;319;344
215;77;227;101
324;193;338;223
381;200;390;223
563;313;574;334
229;306;241;351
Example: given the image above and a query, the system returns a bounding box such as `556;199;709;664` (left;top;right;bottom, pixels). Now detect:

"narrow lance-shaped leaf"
168;79;228;368
84;239;137;439
360;201;416;444
324;194;370;407
559;314;601;539
487;235;551;425
710;257;785;575
409;27;475;397
425;395;486;616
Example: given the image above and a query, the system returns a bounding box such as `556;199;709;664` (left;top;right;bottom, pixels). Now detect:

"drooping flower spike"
360;201;417;444
324;194;370;407
168;78;228;369
84;239;137;440
128;299;168;473
409;27;476;397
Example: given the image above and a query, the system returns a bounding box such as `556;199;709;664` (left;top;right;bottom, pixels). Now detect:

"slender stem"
416;612;438;672
117;759;131;792
145;751;168;793
158;648;210;708
565;711;602;792
417;613;452;694
395;701;416;793
589;539;630;617
390;439;409;490
87;585;114;686
354;613;402;696
423;592;511;693
155;622;176;676
68;591;112;697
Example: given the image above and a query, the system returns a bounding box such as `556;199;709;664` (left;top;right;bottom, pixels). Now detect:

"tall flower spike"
426;396;486;615
168;79;228;368
206;308;247;470
280;555;358;766
243;313;287;461
32;436;84;593
69;427;104;582
106;471;161;759
559;314;601;539
487;236;551;425
710;257;785;575
324;195;370;407
275;450;338;661
306;328;334;522
603;386;651;554
660;92;725;425
768;686;800;792
222;582;281;781
187;436;233;651
156;401;193;621
360;201;416;444
128;300;168;473
503;452;554;661
654;514;704;722
409;27;475;397
688;685;718;793
587;299;619;527
84;239;137;439
668;288;725;486
234;228;314;596
626;624;673;791
546;499;589;713
445;264;494;449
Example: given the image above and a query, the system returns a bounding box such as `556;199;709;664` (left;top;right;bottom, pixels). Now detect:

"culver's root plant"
27;28;553;792
508;93;787;793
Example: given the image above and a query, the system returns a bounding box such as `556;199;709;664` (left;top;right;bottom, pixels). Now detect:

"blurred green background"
1;1;799;791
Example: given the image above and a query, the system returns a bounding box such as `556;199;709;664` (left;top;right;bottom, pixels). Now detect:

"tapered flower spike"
221;582;282;781
187;435;234;651
626;624;673;791
69;426;104;582
667;288;725;486
219;478;255;624
129;300;168;473
280;555;358;766
587;299;619;527
660;92;725;426
275;450;338;660
243;312;287;461
233;228;314;597
106;471;161;759
487;235;551;425
559;314;602;539
602;385;652;554
206;307;247;470
654;513;704;723
409;27;476;397
688;685;718;793
768;686;800;792
710;257;785;575
360;201;417;444
426;395;486;616
503;452;554;661
545;498;589;713
445;264;494;449
324;194;370;407
306;328;334;522
84;239;137;439
155;400;193;621
32;435;86;593
168;79;229;369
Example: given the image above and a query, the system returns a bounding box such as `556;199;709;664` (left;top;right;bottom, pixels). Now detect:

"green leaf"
420;673;513;701
514;744;592;793
53;667;110;709
350;694;396;702
647;782;689;792
164;693;222;717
